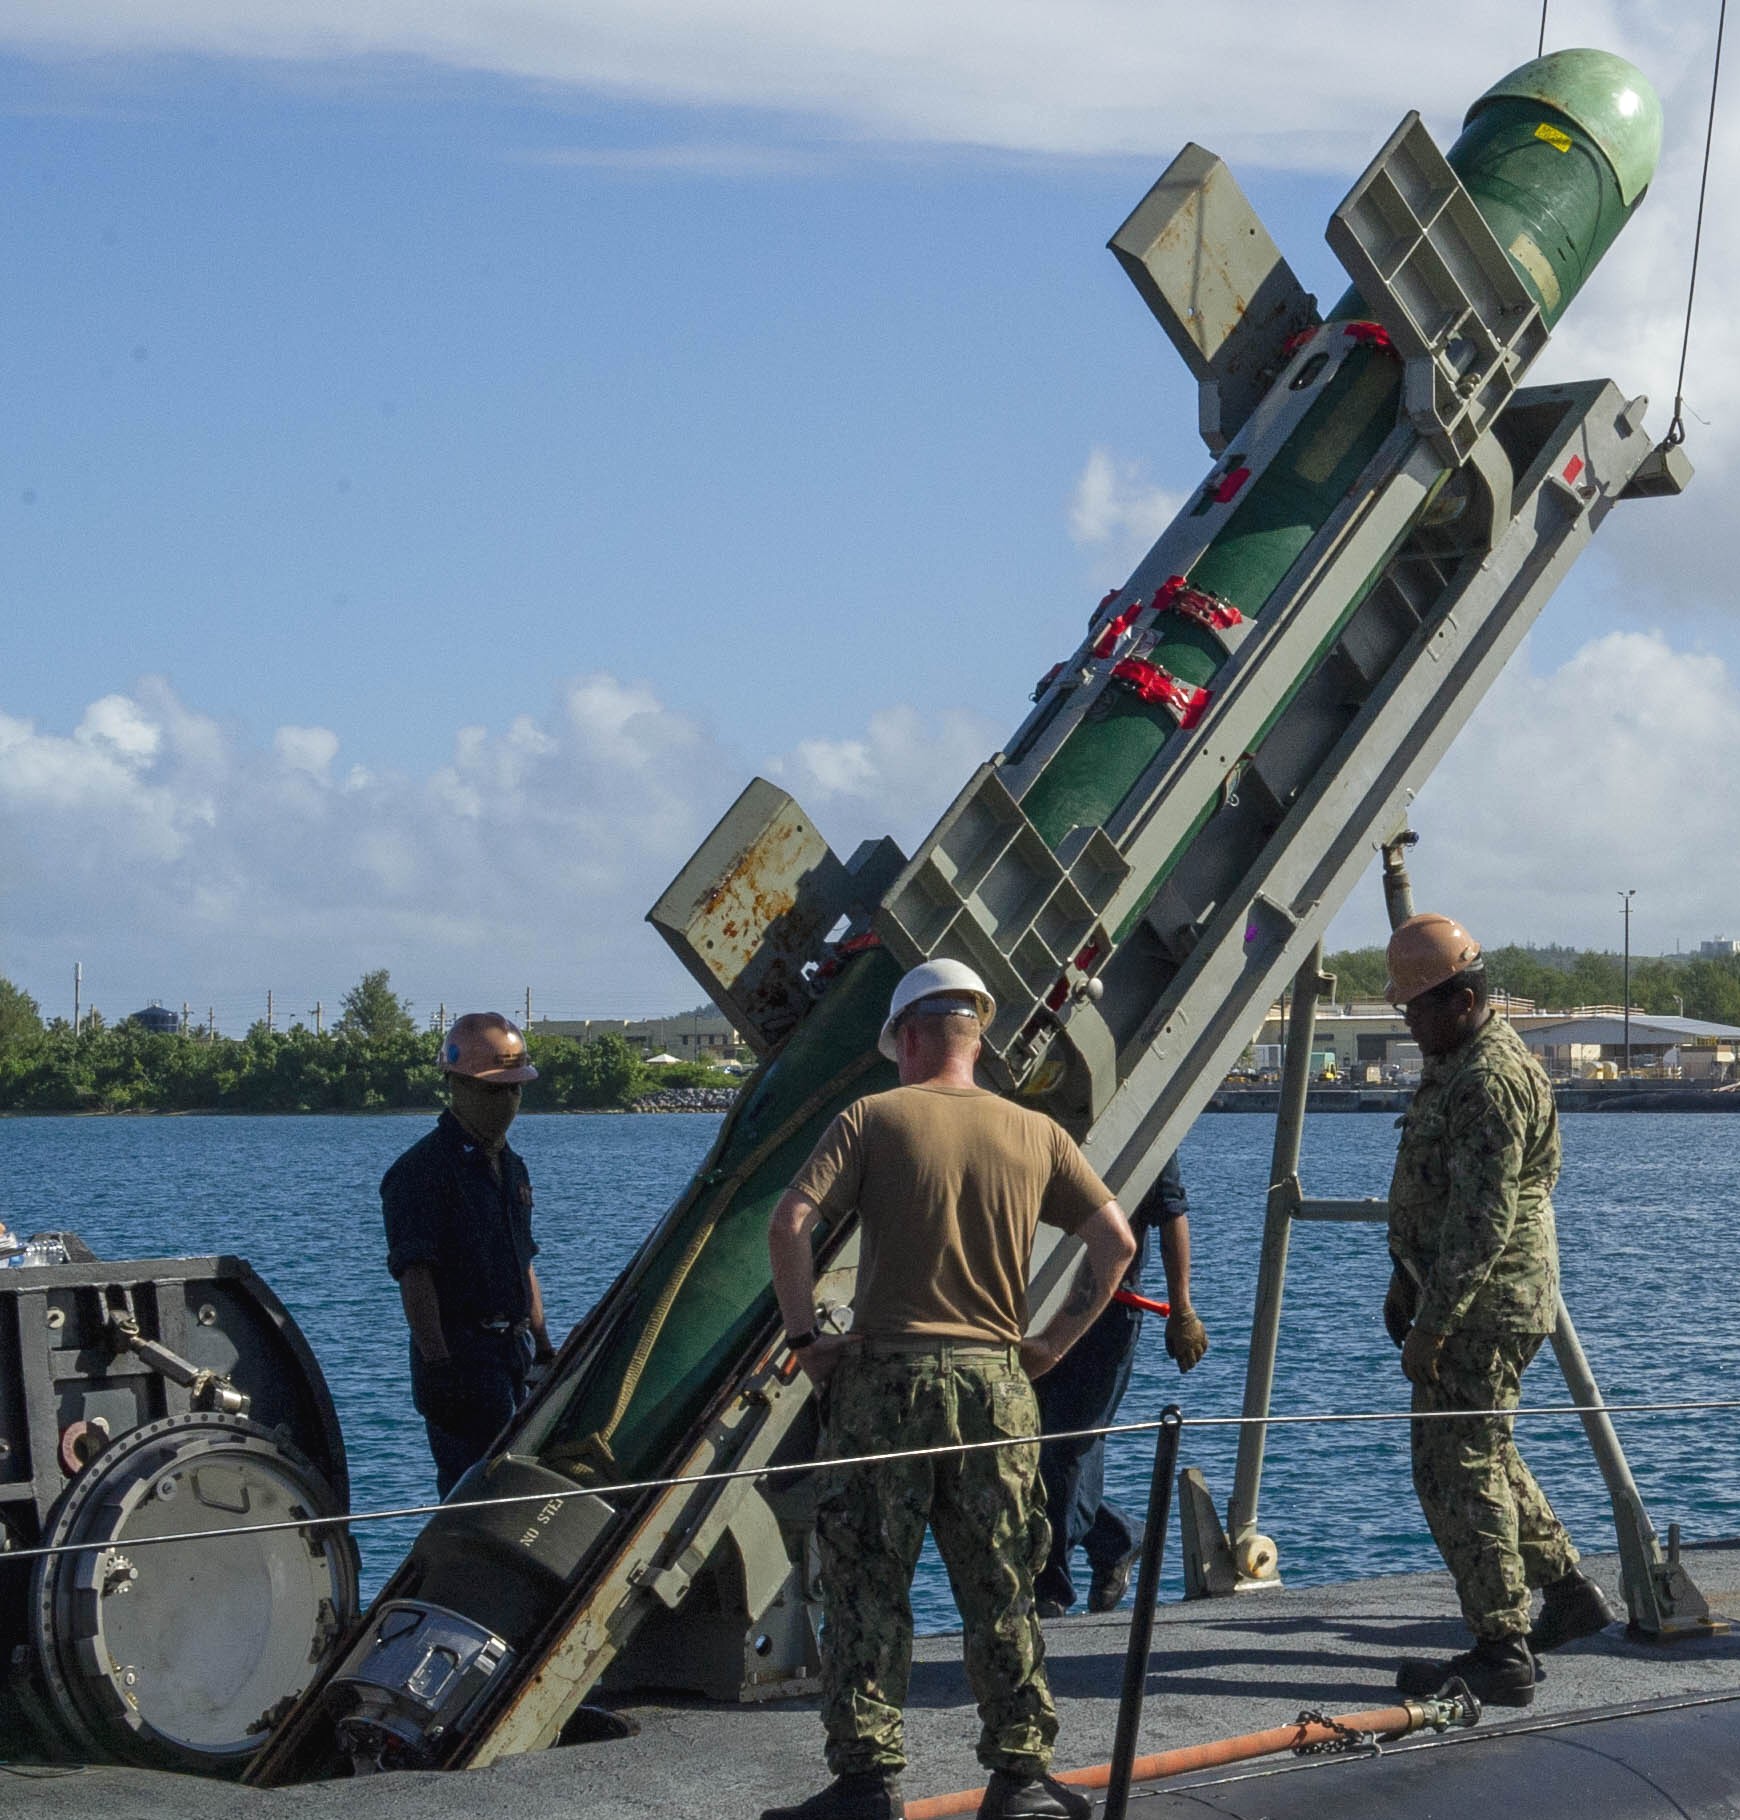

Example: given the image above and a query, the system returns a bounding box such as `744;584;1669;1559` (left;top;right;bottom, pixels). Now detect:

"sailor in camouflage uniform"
764;961;1136;1820
1382;915;1614;1707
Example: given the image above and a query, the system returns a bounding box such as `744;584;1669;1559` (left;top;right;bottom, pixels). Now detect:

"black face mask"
449;1077;521;1150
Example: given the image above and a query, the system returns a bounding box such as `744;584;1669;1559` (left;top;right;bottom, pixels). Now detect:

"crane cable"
1665;0;1729;448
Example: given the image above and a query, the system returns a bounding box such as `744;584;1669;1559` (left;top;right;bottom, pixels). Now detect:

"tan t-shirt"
789;1084;1113;1344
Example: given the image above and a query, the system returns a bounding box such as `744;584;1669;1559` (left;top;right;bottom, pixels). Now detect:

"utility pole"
311;1000;323;1036
1619;888;1635;1077
73;962;81;1037
181;1000;190;1036
438;1000;447;1035
267;988;275;1034
208;1007;216;1041
525;986;533;1030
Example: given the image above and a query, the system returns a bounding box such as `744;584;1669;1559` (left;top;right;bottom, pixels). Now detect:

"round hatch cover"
31;1412;358;1774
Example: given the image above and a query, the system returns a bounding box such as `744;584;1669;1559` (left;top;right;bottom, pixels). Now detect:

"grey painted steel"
28;1412;355;1774
1107;143;1320;452
1075;378;1672;1210
1208;1184;1720;1637
1329;113;1548;464
258;133;1693;1774
1548;1303;1725;1640
0;1252;354;1770
1225;949;1325;1575
328;1603;512;1770
648;778;904;1059
459;1244;861;1762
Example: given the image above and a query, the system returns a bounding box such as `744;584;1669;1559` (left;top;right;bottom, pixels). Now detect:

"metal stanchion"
1103;1405;1183;1820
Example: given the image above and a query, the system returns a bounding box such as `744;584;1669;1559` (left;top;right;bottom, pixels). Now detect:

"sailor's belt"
857;1336;1020;1360
475;1316;531;1337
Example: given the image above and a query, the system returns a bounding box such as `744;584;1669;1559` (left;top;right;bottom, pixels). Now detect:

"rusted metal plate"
648;779;850;1056
1109;143;1318;449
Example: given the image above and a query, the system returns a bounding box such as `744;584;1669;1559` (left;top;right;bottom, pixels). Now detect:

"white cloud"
1069;447;1189;567
8;631;1739;1028
768;704;1003;857
0;5;1699;174
1326;630;1740;954
274;724;340;778
78;693;161;762
0;673;1006;1025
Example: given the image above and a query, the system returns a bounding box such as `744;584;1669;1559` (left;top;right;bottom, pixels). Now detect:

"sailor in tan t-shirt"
764;961;1135;1820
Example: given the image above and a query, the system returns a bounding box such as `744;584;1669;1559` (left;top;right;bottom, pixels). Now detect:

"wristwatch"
786;1329;819;1351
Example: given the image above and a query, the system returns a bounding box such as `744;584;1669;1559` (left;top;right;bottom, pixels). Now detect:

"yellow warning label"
1534;122;1574;153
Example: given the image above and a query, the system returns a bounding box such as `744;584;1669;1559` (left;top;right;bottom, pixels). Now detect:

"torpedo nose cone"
1467;47;1663;206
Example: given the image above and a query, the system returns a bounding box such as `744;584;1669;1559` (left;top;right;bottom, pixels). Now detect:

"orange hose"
903;1706;1416;1819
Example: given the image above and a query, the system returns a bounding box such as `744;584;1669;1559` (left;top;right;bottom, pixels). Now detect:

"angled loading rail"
249;66;1698;1784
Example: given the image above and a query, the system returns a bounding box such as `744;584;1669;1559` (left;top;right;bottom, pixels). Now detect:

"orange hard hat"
438;1011;538;1083
1384;914;1483;1005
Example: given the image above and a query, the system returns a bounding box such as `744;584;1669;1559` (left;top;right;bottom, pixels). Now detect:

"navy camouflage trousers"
1411;1329;1580;1639
815;1343;1056;1776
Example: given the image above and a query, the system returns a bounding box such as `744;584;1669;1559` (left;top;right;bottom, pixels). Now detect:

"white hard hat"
878;959;996;1061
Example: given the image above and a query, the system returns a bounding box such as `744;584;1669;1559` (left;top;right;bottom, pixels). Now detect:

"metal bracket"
649;779;901;1057
1328;112;1546;465
1177;1468;1239;1598
105;1292;248;1416
1109;142;1320;452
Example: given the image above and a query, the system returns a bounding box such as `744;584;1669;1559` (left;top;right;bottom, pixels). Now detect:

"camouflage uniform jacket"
1388;1014;1561;1335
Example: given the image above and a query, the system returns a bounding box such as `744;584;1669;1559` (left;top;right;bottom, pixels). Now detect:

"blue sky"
3;3;1736;1031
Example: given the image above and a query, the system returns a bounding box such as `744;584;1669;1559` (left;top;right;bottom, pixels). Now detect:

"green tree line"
0;972;735;1114
1324;945;1740;1023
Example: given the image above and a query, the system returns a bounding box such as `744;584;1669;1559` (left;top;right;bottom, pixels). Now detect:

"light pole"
1619;888;1635;1076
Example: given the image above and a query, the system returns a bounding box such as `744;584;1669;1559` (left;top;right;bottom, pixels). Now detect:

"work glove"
1383;1267;1418;1349
1401;1325;1446;1388
1164;1306;1209;1374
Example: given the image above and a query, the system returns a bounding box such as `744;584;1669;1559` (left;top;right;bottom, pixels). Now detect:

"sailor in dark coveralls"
1034;1152;1207;1617
382;1011;553;1497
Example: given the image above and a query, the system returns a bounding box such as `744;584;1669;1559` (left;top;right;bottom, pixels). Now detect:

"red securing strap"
836;930;883;956
1092;602;1141;660
1032;661;1065;702
1211;464;1251;505
1045;977;1070;1012
1153;575;1244;634
1280;325;1321;359
1110;658;1211;728
1343;320;1397;353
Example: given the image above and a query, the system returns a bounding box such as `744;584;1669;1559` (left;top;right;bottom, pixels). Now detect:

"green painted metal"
1023;48;1660;861
1022;342;1401;850
533;945;901;1484
1467;49;1661;207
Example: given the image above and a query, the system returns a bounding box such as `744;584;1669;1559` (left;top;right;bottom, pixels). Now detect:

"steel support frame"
1215;1188;1723;1638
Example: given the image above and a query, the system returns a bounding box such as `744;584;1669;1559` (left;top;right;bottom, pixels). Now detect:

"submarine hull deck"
20;1542;1740;1818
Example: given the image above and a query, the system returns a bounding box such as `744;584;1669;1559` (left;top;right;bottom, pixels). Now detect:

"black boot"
1529;1569;1615;1653
1396;1634;1535;1708
1087;1534;1143;1615
977;1768;1093;1820
761;1771;905;1820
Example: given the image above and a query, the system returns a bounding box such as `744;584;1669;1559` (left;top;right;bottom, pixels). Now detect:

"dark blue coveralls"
381;1109;538;1497
1034;1155;1186;1613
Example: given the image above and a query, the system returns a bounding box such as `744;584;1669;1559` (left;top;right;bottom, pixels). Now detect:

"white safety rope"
5;1394;1739;1567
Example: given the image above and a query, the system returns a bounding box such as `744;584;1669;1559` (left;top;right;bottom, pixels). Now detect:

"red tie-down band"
1109;658;1212;728
1152;575;1245;634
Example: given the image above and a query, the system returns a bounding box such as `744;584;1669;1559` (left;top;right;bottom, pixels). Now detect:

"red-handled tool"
1112;1288;1170;1317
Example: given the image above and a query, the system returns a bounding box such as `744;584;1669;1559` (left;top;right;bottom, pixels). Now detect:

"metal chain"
1666;0;1729;448
1292;1708;1382;1758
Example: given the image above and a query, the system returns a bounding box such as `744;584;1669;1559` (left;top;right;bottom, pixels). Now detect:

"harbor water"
5;1109;1737;1632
